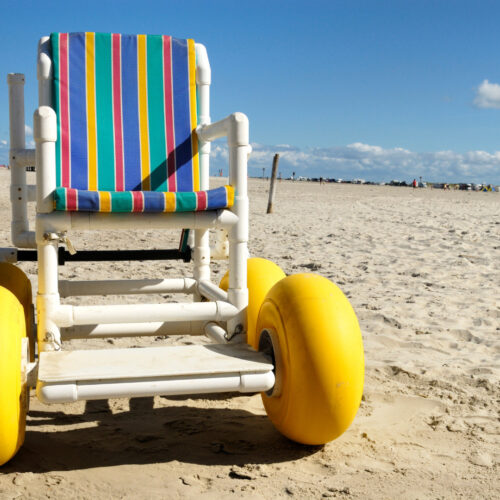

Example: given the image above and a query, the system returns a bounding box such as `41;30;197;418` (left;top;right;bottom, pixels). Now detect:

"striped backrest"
50;32;199;193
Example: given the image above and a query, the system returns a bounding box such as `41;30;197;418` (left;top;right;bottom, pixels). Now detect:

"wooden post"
266;154;280;214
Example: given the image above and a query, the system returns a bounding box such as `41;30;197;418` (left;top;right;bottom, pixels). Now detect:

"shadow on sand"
5;396;321;473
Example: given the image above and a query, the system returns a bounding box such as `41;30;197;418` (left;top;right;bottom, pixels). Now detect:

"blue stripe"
143;191;166;212
206;186;228;210
171;38;193;192
77;190;100;211
121;35;142;191
68;33;88;190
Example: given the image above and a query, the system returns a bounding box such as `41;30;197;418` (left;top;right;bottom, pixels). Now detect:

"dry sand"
0;171;498;499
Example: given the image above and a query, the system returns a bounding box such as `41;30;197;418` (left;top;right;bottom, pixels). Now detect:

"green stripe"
175;192;197;212
95;33;115;191
51;34;62;187
53;187;66;210
147;35;168;191
111;191;133;212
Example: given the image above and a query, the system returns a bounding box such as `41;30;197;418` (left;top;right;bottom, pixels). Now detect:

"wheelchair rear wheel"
0;286;29;466
220;257;285;347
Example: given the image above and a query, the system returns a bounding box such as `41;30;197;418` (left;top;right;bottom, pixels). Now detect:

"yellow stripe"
99;191;111;212
86;32;98;190
137;35;151;190
188;39;199;191
226;185;235;207
164;192;176;212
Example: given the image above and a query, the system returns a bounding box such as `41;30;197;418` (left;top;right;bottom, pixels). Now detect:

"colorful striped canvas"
50;32;200;194
53;185;234;213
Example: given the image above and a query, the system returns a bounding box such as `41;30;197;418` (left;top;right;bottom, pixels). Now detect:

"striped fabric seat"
54;185;234;212
50;32;232;212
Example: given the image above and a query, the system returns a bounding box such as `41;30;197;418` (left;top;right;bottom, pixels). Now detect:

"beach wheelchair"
0;32;364;465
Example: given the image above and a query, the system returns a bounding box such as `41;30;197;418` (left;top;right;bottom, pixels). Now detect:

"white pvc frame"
4;36;270;403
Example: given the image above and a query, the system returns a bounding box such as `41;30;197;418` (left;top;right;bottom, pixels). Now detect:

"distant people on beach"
412;179;417;189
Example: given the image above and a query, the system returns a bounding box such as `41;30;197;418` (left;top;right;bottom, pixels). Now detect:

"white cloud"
473;79;500;109
348;142;383;154
210;141;500;184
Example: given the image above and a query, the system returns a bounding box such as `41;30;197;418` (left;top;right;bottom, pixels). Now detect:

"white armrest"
196;112;249;147
34;106;57;214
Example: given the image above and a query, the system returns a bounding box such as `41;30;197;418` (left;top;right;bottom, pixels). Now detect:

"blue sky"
1;0;500;183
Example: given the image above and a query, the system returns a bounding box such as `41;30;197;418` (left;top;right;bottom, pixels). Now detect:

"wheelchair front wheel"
256;273;364;445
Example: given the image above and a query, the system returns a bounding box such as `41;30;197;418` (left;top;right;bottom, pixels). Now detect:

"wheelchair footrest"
36;344;275;403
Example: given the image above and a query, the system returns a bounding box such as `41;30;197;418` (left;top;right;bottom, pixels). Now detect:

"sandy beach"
0;170;498;499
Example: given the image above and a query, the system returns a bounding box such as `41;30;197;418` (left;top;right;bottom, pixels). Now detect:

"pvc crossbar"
198;280;228;302
61;320;206;339
59;278;197;297
10;148;35;167
53;300;239;327
37;209;238;233
37;372;275;404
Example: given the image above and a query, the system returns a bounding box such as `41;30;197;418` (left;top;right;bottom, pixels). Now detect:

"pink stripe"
132;191;144;212
59;34;71;187
112;34;125;191
163;36;177;192
67;188;77;210
196;191;207;211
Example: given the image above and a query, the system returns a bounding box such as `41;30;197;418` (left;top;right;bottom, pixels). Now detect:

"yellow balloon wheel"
256;274;364;445
0;286;28;466
0;263;34;362
219;258;285;348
